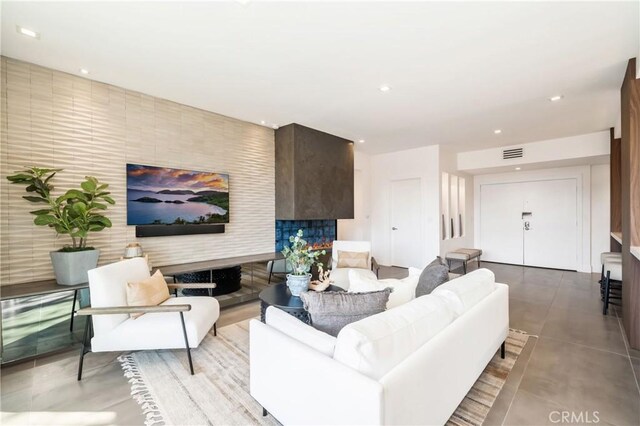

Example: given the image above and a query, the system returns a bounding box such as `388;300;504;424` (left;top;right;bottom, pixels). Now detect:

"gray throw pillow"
415;257;450;297
300;289;391;337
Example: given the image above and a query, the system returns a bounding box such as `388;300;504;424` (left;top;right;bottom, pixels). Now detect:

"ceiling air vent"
503;147;524;160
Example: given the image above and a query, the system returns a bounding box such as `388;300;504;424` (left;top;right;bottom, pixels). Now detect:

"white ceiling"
2;1;638;154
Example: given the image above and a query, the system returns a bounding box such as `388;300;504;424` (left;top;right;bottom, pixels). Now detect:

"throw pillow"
415;257;450;297
126;270;171;319
300;289;391;337
337;250;369;269
348;268;420;309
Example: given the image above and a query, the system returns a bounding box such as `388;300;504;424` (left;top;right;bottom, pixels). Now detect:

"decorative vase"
50;249;100;285
286;273;311;297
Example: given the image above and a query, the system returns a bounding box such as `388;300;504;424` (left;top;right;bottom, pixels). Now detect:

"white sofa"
250;269;509;425
330;240;378;289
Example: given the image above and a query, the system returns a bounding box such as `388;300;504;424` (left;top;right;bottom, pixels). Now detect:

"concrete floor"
2;263;639;425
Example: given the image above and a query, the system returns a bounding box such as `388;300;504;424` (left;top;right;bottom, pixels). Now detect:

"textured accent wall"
0;57;275;286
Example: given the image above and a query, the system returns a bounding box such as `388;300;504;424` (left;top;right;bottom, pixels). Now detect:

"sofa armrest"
76;304;191;315
371;256;380;277
250;319;383;425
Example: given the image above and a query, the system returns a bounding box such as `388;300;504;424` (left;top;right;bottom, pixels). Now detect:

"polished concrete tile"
509;299;549;335
503;389;571;426
506;280;558;307
518;337;640;426
541;307;629;356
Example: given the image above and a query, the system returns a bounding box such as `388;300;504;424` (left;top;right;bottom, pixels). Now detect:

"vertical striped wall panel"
0;57;275;286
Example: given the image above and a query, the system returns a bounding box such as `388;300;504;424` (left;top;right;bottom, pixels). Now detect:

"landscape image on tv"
126;164;229;225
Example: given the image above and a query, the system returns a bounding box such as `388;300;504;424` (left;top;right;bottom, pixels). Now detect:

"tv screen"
126;164;229;226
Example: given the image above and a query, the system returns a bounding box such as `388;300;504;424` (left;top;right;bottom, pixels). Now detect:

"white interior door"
480;182;525;265
391;178;422;267
479;178;578;270
522;179;577;270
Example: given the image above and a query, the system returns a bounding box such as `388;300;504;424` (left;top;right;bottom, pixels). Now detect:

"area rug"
119;320;529;426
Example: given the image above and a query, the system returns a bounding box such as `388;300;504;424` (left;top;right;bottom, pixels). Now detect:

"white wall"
474;166;595;273
369;145;440;268
591;164;611;271
338;150;371;241
458;131;610;171
439;147;474;256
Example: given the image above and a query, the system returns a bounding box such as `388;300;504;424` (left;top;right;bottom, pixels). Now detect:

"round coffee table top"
259;283;345;310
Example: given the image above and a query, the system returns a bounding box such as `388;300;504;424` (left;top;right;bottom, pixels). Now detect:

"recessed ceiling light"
260;120;266;125
549;95;563;102
494;129;502;134
515;167;521;171
79;68;89;75
358;139;365;144
379;85;391;92
272;124;279;130
17;25;39;38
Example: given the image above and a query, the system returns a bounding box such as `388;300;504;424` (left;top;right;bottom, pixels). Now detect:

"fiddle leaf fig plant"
6;167;115;251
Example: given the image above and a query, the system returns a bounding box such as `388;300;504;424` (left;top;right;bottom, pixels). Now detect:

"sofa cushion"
91;296;219;352
348;268;421;309
415;257;450;297
432;268;496;316
329;267;376;290
126;270;170;318
337;250;370;269
333;294;456;380
300;289;391;337
265;306;337;357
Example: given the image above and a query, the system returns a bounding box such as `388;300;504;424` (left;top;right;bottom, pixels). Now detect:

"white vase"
286;273;311;296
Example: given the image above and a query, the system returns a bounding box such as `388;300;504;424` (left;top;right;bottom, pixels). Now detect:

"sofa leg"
179;312;194;375
463;261;467;274
214;322;217;337
500;341;506;359
262;407;268;417
77;315;92;381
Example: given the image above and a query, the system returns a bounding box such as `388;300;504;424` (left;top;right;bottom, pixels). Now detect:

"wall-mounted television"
126;164;229;233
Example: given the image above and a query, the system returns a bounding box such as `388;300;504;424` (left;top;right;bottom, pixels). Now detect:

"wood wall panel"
0;57;275;286
610;128;622;246
620;58;640;349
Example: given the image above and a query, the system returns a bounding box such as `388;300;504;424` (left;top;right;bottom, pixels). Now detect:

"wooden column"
610;127;622;251
620;58;640;349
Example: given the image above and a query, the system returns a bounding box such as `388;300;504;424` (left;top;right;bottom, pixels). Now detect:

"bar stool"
602;258;622;315
600;252;622;284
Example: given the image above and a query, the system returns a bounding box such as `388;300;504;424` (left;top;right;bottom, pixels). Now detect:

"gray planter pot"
286;273;311;297
50;249;100;285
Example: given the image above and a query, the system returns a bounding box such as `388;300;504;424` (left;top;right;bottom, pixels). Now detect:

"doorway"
479;178;578;270
390;178;423;267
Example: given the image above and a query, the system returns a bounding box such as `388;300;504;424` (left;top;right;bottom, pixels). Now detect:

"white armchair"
76;257;219;380
330;240;379;290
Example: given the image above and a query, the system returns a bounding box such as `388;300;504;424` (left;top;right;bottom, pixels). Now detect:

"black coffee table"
259;283;344;324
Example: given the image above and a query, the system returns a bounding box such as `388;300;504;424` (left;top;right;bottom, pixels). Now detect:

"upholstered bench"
445;248;482;274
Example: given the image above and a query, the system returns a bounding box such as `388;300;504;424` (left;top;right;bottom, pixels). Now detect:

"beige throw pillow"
126;270;170;319
337;250;369;269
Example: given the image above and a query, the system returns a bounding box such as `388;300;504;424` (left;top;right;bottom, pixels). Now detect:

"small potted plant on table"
7;167;115;285
281;229;325;296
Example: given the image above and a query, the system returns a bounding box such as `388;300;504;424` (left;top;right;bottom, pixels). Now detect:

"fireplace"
275;220;336;252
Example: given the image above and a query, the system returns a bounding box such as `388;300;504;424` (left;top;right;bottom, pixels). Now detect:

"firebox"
275;220;336;252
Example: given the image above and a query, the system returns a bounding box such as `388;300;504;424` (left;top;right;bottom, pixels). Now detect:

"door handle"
392;227;398;230
524;221;530;231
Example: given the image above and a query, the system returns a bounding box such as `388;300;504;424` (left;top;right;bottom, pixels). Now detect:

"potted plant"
7;167;115;285
281;229;325;296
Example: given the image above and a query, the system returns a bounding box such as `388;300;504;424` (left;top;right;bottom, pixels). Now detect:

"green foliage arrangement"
281;229;325;276
6;167;115;251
